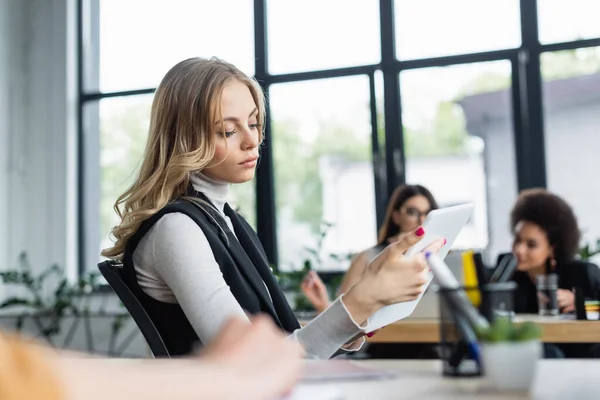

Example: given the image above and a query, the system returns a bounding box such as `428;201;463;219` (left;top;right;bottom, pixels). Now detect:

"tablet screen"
363;203;474;332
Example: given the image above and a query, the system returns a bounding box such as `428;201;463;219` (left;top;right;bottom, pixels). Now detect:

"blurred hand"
557;289;575;313
199;316;303;400
300;271;331;313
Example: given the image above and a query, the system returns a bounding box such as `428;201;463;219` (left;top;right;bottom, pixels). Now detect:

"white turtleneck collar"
189;172;230;214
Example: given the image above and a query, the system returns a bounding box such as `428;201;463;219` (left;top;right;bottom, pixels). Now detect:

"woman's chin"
516;263;529;272
231;170;256;184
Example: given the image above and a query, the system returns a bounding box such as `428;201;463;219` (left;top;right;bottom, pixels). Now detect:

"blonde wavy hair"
102;57;265;259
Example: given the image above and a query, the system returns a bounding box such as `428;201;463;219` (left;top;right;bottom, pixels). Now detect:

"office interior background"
1;0;599;356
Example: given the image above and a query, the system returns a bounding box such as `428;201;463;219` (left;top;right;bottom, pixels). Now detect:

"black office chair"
98;260;170;358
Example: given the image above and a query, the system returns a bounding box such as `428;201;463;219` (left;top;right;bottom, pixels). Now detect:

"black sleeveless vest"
122;193;300;356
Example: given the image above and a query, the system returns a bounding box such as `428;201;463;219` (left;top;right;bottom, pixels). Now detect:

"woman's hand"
199;316;303;400
557;289;575;313
300;271;331;313
341;227;444;324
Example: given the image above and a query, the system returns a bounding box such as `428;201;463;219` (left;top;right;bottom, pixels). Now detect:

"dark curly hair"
510;188;580;265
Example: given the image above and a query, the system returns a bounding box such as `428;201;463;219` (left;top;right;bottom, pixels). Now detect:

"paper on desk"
301;359;398;382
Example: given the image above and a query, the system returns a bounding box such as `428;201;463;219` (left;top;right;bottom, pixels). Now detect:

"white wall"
0;0;77;285
546;102;600;246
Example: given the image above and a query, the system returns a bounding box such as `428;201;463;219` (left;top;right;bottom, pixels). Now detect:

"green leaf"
477;316;541;342
514;322;542;342
0;297;36;309
302;260;312;272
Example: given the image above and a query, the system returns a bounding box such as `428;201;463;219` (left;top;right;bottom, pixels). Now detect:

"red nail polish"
415;227;425;237
367;331;376;338
443;238;447;245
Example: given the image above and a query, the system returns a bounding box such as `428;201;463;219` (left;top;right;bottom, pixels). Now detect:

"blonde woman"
103;57;443;359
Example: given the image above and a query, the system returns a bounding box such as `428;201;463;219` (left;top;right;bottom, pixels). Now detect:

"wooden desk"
299;359;600;399
368;315;600;343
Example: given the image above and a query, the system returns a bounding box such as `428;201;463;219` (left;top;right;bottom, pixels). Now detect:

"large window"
95;0;254;93
80;1;600;274
266;0;380;74
542;47;600;247
401;61;517;260
537;0;600;44
394;0;521;60
269;76;376;271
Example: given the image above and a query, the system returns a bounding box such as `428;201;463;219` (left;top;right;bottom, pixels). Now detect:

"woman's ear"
391;209;402;226
547;247;557;267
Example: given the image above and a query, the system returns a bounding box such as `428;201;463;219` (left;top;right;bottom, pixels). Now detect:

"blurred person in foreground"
0;315;302;400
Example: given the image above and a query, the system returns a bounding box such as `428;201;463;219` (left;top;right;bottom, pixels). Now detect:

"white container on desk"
480;340;542;391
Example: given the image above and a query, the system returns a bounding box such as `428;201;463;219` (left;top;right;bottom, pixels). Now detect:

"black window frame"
77;0;600;275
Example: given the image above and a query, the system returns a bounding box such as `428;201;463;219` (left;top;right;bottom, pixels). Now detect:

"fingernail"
443;238;447;245
415;227;425;237
367;331;376;338
424;251;431;258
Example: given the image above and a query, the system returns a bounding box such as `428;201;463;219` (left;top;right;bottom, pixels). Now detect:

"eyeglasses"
403;207;430;220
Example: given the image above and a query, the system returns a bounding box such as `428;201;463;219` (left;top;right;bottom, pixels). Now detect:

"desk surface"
299;359;600;399
368;315;600;344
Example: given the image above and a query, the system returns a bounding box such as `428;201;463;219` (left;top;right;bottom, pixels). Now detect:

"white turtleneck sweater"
133;173;365;359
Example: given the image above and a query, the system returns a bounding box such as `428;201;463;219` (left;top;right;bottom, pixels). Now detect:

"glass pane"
267;0;380;74
96;0;254;93
538;0;600;44
542;47;600;248
400;61;516;262
394;0;521;60
97;95;154;257
270;76;375;271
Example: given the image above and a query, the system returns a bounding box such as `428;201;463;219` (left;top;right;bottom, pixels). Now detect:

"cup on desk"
536;274;559;316
585;300;600;320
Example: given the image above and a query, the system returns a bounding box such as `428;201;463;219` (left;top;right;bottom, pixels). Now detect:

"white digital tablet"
363;203;474;332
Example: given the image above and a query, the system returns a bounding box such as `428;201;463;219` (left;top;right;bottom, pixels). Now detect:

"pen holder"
437;283;516;377
437;286;482;377
479;282;517;323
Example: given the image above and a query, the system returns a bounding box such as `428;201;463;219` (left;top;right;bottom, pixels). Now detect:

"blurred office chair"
98;260;170;358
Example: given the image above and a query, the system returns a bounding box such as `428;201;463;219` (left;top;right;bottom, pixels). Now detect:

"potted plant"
0;252;131;355
477;316;542;391
579;238;600;261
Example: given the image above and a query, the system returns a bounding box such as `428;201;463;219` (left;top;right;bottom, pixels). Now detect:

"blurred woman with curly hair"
507;188;600;315
502;189;600;358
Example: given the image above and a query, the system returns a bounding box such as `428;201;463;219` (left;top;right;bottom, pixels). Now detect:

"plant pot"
480;340;542;391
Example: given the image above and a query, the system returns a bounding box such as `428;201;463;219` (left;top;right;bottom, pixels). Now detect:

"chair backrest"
98;260;170;358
